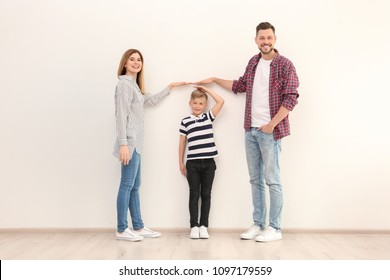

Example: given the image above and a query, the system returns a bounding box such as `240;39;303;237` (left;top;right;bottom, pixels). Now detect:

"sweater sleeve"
144;87;171;106
115;82;133;145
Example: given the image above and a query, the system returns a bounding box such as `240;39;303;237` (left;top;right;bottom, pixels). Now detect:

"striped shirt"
113;75;170;157
232;49;299;140
179;111;218;160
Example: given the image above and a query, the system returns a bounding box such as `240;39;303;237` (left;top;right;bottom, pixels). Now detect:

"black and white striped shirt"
179;111;218;160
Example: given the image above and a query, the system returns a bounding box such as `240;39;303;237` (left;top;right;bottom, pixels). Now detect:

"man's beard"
259;45;274;55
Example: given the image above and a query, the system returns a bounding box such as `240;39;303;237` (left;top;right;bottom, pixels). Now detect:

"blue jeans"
245;128;283;230
116;150;144;232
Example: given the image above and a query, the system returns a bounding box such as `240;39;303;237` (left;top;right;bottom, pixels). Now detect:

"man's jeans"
116;150;144;232
245;128;283;230
186;158;216;228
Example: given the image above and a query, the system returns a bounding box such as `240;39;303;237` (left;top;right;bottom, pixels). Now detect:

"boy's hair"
191;89;208;101
256;22;275;35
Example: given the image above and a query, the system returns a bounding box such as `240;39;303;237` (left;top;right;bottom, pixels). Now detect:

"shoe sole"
240;235;261;240
116;237;143;242
139;233;161;238
255;237;282;242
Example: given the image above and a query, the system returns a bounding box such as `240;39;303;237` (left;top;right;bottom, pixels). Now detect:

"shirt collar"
257;49;279;65
119;75;136;83
190;113;205;119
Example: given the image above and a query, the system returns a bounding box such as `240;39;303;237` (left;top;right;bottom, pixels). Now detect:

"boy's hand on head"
192;85;209;93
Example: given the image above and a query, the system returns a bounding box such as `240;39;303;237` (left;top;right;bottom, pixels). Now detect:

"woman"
114;49;186;241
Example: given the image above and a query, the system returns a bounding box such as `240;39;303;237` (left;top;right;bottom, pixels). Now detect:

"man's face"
255;28;277;55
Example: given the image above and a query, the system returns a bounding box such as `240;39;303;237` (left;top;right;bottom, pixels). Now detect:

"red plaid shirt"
232;50;299;140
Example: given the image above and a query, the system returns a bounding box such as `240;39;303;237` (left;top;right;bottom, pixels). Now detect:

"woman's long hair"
117;49;145;94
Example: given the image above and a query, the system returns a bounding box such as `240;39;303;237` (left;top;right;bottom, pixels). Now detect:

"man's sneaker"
255;226;282;242
199;226;209;239
135;227;161;238
190;226;200;239
116;228;143;242
240;225;262;240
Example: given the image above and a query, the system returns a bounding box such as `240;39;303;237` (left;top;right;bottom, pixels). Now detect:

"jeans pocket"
260;129;274;136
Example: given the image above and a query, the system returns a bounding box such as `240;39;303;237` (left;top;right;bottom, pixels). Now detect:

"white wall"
1;0;389;230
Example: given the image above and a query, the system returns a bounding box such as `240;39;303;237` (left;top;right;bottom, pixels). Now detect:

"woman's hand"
168;81;190;90
119;145;131;165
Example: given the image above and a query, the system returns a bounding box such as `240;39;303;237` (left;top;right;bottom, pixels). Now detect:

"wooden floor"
1;230;390;260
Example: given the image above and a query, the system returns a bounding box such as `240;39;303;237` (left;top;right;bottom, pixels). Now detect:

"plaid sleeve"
281;63;299;111
232;75;247;94
232;54;258;94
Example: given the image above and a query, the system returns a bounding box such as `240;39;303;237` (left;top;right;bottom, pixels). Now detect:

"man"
196;22;299;242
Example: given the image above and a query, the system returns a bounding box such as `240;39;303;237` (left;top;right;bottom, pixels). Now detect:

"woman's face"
125;52;143;77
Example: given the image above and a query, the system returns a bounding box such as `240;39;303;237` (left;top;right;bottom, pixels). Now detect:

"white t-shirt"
251;58;272;128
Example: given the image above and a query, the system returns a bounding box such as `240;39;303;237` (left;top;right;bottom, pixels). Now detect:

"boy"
179;85;224;239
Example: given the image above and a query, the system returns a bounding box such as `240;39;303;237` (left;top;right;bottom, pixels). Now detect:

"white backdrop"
1;0;389;230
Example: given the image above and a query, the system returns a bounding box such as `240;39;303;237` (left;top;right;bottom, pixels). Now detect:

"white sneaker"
240;225;262;240
190;226;200;239
116;228;143;242
255;226;282;242
199;226;209;239
135;227;161;238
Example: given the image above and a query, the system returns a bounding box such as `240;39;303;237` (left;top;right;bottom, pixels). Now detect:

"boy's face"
189;97;207;116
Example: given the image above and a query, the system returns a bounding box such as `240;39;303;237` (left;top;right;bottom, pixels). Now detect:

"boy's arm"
179;135;187;176
194;85;224;117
